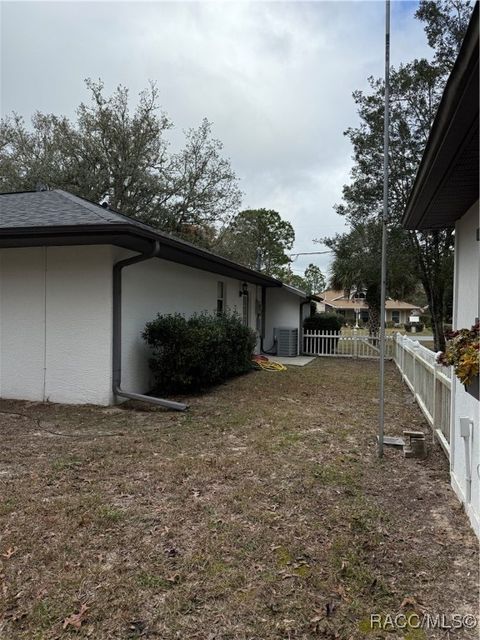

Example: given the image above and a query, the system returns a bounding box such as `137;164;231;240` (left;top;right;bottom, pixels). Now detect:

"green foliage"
404;322;424;333
420;313;432;327
142;311;256;393
0;80;241;242
326;1;473;350
303;312;342;332
273;268;305;291
416;0;473;72
217;209;294;276
324;221;417;335
275;263;325;294
285;274;309;291
303;263;326;295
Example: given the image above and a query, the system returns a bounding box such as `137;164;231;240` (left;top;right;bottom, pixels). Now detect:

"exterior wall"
0;246;114;405
119;251;260;394
0;248;47;401
264;287;302;353
386;309;410;325
450;201;479;537
0;244;304;405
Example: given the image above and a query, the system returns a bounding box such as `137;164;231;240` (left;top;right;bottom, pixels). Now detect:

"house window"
217;281;225;315
392;310;400;324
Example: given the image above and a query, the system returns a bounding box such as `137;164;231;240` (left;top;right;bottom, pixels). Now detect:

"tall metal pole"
378;0;390;458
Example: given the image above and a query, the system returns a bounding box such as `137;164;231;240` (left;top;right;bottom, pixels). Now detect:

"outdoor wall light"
239;282;248;297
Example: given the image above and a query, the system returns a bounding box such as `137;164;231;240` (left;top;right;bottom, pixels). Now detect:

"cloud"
0;0;431;278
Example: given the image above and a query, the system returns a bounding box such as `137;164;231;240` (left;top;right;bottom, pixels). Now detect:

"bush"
404;322;424;333
420;313;432;328
303;312;343;332
143;311;257;393
386;320;395;329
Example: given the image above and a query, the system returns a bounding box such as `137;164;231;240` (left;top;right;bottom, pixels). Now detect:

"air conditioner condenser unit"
274;327;298;357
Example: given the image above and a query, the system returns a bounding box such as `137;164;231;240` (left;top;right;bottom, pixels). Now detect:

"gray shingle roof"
0;189;294;290
0;190;136;228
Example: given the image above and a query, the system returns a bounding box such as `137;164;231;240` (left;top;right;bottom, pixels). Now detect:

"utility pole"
378;0;390;458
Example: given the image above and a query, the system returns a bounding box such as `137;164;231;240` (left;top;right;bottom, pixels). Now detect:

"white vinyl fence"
393;333;452;456
302;330;452;457
303;330;395;359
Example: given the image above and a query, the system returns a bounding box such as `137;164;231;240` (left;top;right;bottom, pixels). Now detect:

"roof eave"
0;224;282;288
402;4;479;230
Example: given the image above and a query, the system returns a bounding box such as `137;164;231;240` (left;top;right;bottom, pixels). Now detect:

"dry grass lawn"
0;359;478;639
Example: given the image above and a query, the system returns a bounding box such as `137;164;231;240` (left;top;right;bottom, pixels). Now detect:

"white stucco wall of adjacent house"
450;200;479;537
0;245;114;405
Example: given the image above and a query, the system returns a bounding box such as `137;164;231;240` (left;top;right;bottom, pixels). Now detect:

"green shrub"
420;313;432;327
303;312;343;332
143;311;257;393
386;320;395;329
404;322;424;333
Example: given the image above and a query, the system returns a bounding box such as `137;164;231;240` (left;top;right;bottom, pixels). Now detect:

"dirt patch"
0;359;478;639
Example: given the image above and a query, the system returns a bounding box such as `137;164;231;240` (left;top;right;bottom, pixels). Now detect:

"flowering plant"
436;321;479;386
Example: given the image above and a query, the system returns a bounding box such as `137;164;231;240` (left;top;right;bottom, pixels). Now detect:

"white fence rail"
303;331;394;359
393;333;452;456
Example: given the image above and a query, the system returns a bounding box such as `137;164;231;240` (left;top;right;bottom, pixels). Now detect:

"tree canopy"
326;0;472;348
325;221;418;334
304;264;326;295
0;79;242;242
217;208;295;277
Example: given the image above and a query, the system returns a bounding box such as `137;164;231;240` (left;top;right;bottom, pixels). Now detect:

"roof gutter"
112;241;188;411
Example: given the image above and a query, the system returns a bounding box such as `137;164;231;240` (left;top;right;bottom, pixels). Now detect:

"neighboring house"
315;289;420;325
403;5;478;537
0;190;310;407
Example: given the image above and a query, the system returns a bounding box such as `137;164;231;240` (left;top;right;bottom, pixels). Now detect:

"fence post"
400;334;405;378
432;363;438;444
412;340;418;400
353;327;358;358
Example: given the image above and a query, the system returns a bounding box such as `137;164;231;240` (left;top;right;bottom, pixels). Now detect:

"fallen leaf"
400;595;417;609
63;603;88;630
2;547;17;559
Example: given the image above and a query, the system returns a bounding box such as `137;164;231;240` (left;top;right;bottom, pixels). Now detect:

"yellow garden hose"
252;356;287;372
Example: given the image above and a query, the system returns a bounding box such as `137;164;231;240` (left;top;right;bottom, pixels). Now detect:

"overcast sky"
0;1;431;276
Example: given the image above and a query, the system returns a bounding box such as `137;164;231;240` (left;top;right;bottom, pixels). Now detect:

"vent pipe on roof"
112;240;188;411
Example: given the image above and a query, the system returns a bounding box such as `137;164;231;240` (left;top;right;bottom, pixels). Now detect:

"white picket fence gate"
302;330;395;359
302;330;452;458
393;333;452;456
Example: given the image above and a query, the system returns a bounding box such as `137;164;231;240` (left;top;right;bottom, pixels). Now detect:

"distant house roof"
318;289;419;311
0;189;297;290
403;3;479;230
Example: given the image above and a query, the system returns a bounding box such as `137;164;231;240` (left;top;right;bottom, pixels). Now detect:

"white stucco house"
403;5;479;537
0;189;311;409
